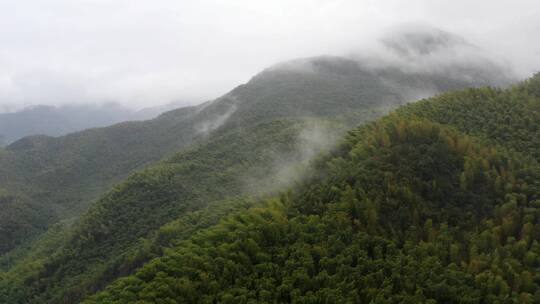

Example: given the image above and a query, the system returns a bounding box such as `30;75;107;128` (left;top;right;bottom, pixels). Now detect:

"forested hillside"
0;113;377;303
0;105;202;254
0;51;502;257
0;30;519;303
0;101;194;147
78;73;539;303
1;0;536;300
0;73;535;303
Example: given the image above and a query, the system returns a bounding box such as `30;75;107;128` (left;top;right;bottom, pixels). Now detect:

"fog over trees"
0;1;538;303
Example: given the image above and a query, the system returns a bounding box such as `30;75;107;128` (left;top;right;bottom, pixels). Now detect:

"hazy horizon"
1;0;539;112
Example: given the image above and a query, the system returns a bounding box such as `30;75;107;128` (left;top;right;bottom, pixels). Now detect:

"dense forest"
0;38;532;304
82;74;540;303
0;54;493;258
0;115;366;303
0;57;488;254
0;70;537;303
0;1;537;302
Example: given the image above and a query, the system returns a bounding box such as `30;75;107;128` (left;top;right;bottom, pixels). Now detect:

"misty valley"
0;5;539;304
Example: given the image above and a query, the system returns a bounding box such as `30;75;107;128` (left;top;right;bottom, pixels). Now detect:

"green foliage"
0;106;203;254
225;56;490;128
82;75;539;303
0;192;51;254
523;72;540;97
0;118;352;303
85;116;540;303
396;86;540;161
0;55;453;255
0;61;532;303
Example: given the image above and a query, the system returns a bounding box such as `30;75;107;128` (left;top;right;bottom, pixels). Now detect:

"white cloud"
0;0;538;111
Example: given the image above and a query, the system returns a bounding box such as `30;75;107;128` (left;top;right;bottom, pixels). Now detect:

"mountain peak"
380;24;471;58
345;24;517;86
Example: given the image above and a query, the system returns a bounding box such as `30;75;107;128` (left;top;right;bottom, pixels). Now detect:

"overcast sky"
0;0;539;111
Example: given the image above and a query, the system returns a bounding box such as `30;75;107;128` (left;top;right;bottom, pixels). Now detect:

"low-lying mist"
241;120;345;196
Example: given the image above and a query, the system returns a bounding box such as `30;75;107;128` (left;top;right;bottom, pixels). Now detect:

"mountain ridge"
0;50;508;256
0;27;524;303
83;74;540;303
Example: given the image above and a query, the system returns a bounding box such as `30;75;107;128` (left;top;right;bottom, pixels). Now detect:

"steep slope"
0;117;350;303
0;105;203;253
84;75;540;303
0;192;52;254
2;75;533;304
223;55;499;127
397;72;540;161
0;52;505;256
0;29;516;302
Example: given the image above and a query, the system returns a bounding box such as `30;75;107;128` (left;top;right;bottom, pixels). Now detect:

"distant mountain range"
0;101;189;146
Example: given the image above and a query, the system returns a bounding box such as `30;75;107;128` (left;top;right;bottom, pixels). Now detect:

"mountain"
0;103;129;146
0;102;198;147
0;101;196;146
0;28;517;303
84;73;540;303
0;51;506;256
369;24;514;86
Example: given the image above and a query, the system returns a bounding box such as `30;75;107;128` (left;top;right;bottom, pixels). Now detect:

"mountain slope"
2;74;533;304
0;116;352;303
396;73;540;162
0;105;203;254
0;29;517;303
84;74;540;303
0;51;506;256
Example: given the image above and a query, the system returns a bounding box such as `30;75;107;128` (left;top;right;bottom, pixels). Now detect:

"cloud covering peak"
0;0;538;111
